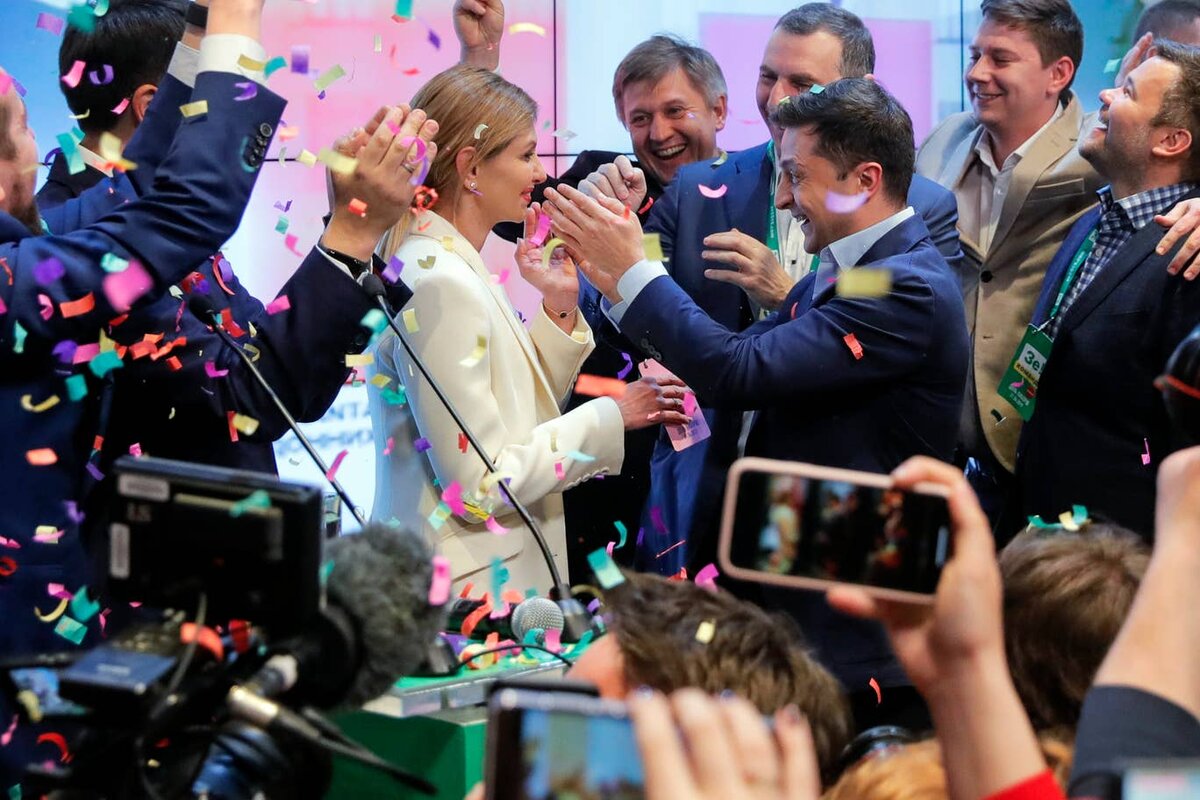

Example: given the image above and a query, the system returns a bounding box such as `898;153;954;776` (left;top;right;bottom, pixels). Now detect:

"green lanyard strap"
1046;227;1098;324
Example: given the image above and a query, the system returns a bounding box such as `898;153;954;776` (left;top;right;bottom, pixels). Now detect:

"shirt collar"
77;144;114;178
1097;182;1200;232
974;102;1065;174
824;206;916;271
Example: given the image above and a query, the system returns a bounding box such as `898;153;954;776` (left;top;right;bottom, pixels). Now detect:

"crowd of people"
4;0;1200;796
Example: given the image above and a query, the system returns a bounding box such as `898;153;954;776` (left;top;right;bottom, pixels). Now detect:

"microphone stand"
361;275;592;642
189;297;368;530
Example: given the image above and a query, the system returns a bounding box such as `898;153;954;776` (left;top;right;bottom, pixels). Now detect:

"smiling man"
916;0;1104;537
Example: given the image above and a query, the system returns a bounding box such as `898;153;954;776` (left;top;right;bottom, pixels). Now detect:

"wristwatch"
185;2;208;29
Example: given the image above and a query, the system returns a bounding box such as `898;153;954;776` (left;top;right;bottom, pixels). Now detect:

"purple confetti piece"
414;437;431;452
64;500;85;524
291;45;310;74
383;256;404;284
426;24;441;50
87;64;114;85
616;352;634;380
11;78;27;98
586;598;602;614
35;257;65;285
86;462;104;481
636;527;645;546
317;90;327;101
53;340;78;364
273;199;293;212
216;256;234;284
650;506;668;534
233;81;257;101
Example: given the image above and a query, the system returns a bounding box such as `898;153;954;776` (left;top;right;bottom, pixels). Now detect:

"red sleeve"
984;770;1066;800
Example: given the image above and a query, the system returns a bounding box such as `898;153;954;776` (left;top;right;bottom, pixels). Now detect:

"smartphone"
717;458;952;603
485;687;643;800
1123;762;1200;800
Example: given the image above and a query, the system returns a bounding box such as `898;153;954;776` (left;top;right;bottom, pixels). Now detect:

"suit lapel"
1033;207;1101;325
939;125;983;194
991;96;1083;252
724;142;772;241
810;216;929;309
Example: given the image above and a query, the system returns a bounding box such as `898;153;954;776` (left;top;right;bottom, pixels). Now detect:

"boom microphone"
186;291;367;528
359;273;594;642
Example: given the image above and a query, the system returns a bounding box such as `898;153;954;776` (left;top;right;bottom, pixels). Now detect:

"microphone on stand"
358;274;594;642
186;292;367;529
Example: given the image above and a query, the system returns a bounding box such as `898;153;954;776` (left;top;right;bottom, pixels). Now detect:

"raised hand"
579;155;648;213
702;229;795;311
543;184;647;303
516;202;580;318
615;375;690;430
454;0;504;70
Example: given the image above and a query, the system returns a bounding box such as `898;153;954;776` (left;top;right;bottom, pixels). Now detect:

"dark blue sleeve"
1069;686;1200;799
911;175;964;277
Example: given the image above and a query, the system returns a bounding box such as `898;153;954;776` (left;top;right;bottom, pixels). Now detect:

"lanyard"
1045;227;1098;325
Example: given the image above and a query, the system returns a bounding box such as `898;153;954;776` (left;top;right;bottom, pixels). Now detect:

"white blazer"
368;212;625;594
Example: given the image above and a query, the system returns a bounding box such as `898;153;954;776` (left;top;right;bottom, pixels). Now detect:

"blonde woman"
369;66;687;593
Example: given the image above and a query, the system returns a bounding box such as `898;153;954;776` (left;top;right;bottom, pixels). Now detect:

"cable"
455;642;575;672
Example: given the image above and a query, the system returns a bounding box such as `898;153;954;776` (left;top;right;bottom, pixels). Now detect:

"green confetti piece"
524;587;539;599
264;56;288;78
587;547;625;589
88;350;123;378
427;501;452;530
566;450;595;463
92;0;110;15
13;322;26;354
230;489;271;517
1104;58;1121;75
54;615;87;645
69;586;100;623
56;132;85;175
100;252;128;273
1072;504;1089;525
9;783;22;799
319;560;335;587
810;84;825;94
381;387;407;406
394;0;414;17
360;308;387;334
1026;515;1053;529
313;64;346;93
66;374;88;401
67;3;96;32
614;520;628;549
274;215;289;234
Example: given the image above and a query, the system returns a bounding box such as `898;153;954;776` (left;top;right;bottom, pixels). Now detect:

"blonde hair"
381;65;537;259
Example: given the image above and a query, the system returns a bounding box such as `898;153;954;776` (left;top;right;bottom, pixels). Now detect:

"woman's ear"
455;145;479;183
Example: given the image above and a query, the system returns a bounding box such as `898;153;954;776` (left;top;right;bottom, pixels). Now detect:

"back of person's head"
775;4;876;77
407;65;537;201
1136;0;1200;44
58;0;186;136
603;572;852;784
999;524;1149;732
1164;321;1200;445
769;77;914;203
610;34;726;124
824;734;1073;799
980;0;1083;97
1148;39;1200;180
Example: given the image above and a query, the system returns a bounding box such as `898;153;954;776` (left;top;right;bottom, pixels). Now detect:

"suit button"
259;123;273;137
980;270;993;283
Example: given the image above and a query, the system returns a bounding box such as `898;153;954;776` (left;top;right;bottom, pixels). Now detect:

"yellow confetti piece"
370;373;391;388
313;64;347;92
836;268;892;298
179;100;209;118
98;131;136;171
16;689;42;723
373;34;383;53
402;308;419;333
34;598;69;623
508;21;547;36
231;413;259;435
643;233;665;262
550;430;558;452
418;255;436;269
695;620;716;644
297;149;318;167
1058;511;1080;531
345;353;374;367
440;236;456;252
473;123;489;139
540;237;565;270
237;53;267;72
21;393;61;413
459;335;486;367
317;147;357;176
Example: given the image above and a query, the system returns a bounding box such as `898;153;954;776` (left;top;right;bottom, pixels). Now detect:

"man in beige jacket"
916;0;1103;534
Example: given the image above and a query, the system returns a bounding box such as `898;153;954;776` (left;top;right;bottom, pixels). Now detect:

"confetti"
810;84;825;94
698;183;728;199
70;587;100;623
313;64;347;93
264;56;288;77
539;237;565;270
33;526;63;544
694;563;719;591
326;449;349;481
54;616;87;645
544;628;563;654
552;129;577;141
458;432;468;453
284;234;304;257
56;132;84;175
374;34;383;53
98;131;136;170
428;555;451;605
414;437;431;452
1104;57;1121;75
1142;437;1151;466
61;60;86;88
843;332;864;360
529;212;552;247
566;450;595;462
394;0;414;17
275;216;289;234
588;547;626;589
88;64;114;85
205;361;228;378
265;295;290;315
348;198;368;217
1;715;16;746
26;448;58;466
290;45;310;75
485;516;509;535
695;620;716;644
459;335;487;367
233;81;257;101
574;374;627;398
0;557;15;577
643;233;665;261
237;54;267;72
103;259;152;312
418;255;436;269
316;147;357;175
297;149;318;167
837;268;892;298
111;97;130;115
361;308;387;334
613;520;629;549
403;308;419;332
473;123;489;139
554;460;565;480
20;394;60;413
35;257;65;285
60;292;95;318
345;353;373;368
426;25;441;50
65;375;88;402
826;190;869;213
383;256;404;283
869;677;882;704
230;413;259;435
36;12;65;35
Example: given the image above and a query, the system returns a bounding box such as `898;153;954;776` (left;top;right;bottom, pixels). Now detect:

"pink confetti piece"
826;190;870;213
61;59;86;88
325;449;349;481
103;260;153;313
694;562;720;591
204;361;228;378
554;461;565;480
37;12;65;35
698;183;728;199
284;233;304;257
383;436;395;456
38;293;53;320
843;332;864;360
0;73;11;96
616;352;634;380
442;481;466;516
128;442;142;457
544;628;562;654
1;714;16;747
266;295;291;315
48;583;72;600
869;677;882;704
1142;438;1152;466
72;342;100;364
88;64;114;85
0;536;20;549
111;97;130;115
529;213;552;247
606;540;615;556
428;555;451;606
485;516;509;535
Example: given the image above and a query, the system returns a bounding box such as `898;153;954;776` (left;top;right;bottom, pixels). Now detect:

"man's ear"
1154;126;1194;163
856;161;885;199
712;94;728;132
131;83;158;124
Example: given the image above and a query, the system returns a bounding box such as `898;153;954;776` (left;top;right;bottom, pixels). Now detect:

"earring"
467;180;482;196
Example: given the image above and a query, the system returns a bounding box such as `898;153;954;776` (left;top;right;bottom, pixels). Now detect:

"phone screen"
727;469;951;595
489;690;644;800
1124;764;1200;800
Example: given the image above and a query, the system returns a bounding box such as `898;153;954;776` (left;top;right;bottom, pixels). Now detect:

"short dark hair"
999;525;1149;733
58;0;186;135
604;572;852;785
775;4;876;77
1136;0;1200;42
769;78;914;203
981;0;1084;97
611;34;727;124
1151;39;1200;180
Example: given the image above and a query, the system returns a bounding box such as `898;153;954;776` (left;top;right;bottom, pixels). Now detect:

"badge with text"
998;325;1053;421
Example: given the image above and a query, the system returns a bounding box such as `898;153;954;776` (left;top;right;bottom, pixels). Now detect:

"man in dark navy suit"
1016;40;1200;537
545;78;969;728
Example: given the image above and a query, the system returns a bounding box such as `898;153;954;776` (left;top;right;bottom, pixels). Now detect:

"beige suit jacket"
368;213;624;594
915;93;1104;472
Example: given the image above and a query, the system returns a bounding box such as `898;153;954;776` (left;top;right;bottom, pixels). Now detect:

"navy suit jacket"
1017;190;1200;536
619;213;969;688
